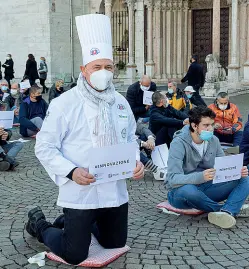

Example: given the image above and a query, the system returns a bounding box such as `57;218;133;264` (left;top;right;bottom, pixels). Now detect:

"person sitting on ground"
165;106;249;229
149;91;189;148
184;85;196;103
208;92;243;147
126;75;156;121
136;119;167;181
166;81;192;114
19;85;48;137
48;80;65;103
4;83;22;124
240;114;249;169
0;127;23;171
20;76;31;101
0;79;10;101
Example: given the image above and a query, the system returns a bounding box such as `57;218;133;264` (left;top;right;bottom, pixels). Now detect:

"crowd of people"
1;13;249;266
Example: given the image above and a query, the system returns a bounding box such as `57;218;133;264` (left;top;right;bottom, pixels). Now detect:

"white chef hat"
75;14;113;66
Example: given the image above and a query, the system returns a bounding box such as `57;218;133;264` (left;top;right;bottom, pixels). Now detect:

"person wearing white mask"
4;83;21;124
0;79;10;102
26;14;144;266
208;92;243;147
126;75;157;121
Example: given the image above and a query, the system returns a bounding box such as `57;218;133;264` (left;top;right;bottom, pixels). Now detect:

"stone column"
187;8;192;61
166;2;173;78
228;0;240;83
242;0;249;83
183;1;189;73
105;0;112;18
154;0;162;79
176;1;183;78
126;0;137;83
161;2;167;79
172;1;178;78
212;0;220;60
145;0;155;77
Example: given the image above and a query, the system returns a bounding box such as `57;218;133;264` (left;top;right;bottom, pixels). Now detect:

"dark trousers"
37;203;128;265
214;130;243;147
4;76;12;88
155;127;177;148
190;86;207;107
39;78;47;92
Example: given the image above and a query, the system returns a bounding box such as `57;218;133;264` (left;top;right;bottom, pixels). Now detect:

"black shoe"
53;214;65;229
9;161;19;171
0;160;10;171
26;207;46;238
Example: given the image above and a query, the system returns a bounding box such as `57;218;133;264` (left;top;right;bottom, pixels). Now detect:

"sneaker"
153;167;167;181
237;204;249;218
0;161;10;171
9;161;19;171
208;212;236;229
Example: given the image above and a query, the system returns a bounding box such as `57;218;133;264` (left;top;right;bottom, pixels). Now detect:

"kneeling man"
25;14;143;265
165;106;249;229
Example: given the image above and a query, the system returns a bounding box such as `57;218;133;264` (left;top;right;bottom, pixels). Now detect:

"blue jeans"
11;106;19;124
0;142;23;159
214;130;243;147
168;177;249;216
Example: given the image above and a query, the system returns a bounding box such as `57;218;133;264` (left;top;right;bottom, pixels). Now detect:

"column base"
126;63;137;85
228;64;240;83
145;62;155;78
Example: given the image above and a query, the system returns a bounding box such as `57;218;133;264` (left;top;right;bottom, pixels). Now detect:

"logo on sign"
90;48;100;56
117;104;125;110
121;128;127;138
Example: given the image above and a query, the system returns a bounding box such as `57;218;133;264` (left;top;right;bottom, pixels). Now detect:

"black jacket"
48;85;65;103
24;59;39;81
240;115;249;166
149;105;188;135
19;97;48;137
126;81;157;120
2;59;14;79
181;61;205;88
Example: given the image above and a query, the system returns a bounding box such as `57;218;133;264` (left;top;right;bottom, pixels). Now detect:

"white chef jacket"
35;86;139;210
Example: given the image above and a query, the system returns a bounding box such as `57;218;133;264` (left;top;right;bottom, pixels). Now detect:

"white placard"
89;143;137;185
151;144;169;168
20;80;31;90
143;91;154;105
213;154;244;184
0;111;14;129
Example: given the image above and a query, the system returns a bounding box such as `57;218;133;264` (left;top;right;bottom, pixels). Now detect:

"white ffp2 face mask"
89;69;113;91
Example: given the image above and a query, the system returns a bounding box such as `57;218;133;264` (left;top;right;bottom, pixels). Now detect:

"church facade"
1;0;249;92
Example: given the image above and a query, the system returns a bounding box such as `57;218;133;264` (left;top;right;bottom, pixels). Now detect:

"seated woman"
48;80;65;103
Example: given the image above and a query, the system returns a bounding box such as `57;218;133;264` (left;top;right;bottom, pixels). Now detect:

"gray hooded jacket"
165;125;225;190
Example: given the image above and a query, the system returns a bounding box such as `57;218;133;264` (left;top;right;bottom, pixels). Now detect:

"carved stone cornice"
161;1;167;10
154;0;161;11
145;0;154;9
126;0;134;8
239;0;249;5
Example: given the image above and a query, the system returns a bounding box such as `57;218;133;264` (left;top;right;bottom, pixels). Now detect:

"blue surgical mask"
1;86;8;92
186;94;192;99
199;130;214;141
168;89;174;94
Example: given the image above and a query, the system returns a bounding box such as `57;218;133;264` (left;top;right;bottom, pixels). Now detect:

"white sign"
89;143;137;185
213;154;244;184
0;111;14;129
143;91;154;105
151;144;169;168
20;80;31;90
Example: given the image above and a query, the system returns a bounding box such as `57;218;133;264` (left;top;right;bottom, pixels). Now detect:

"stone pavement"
0;94;249;269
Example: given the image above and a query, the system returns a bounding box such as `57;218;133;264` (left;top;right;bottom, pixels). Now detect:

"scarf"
77;73;118;148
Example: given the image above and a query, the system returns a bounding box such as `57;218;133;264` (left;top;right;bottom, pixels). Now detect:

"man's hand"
203;168;216;181
241;166;249;178
144;137;155;150
214;123;222;129
72;168;96;185
133;161;144;180
183;118;189;125
145;105;151;111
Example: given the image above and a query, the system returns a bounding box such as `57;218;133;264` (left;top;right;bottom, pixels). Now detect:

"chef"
26;14;144;265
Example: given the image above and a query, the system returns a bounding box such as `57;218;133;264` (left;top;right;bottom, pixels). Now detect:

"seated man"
0;79;10;101
0;127;23;171
20;76;31;101
126;75;156;121
165;106;249;229
149;91;188;148
19;85;48;137
136;119;167;180
208;92;243;146
166;81;192;113
184;85;196;102
48;80;65;103
240;114;249;169
4;82;22;124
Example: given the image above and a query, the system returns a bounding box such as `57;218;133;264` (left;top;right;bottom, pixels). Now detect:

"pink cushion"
46;235;130;267
157;201;204;215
